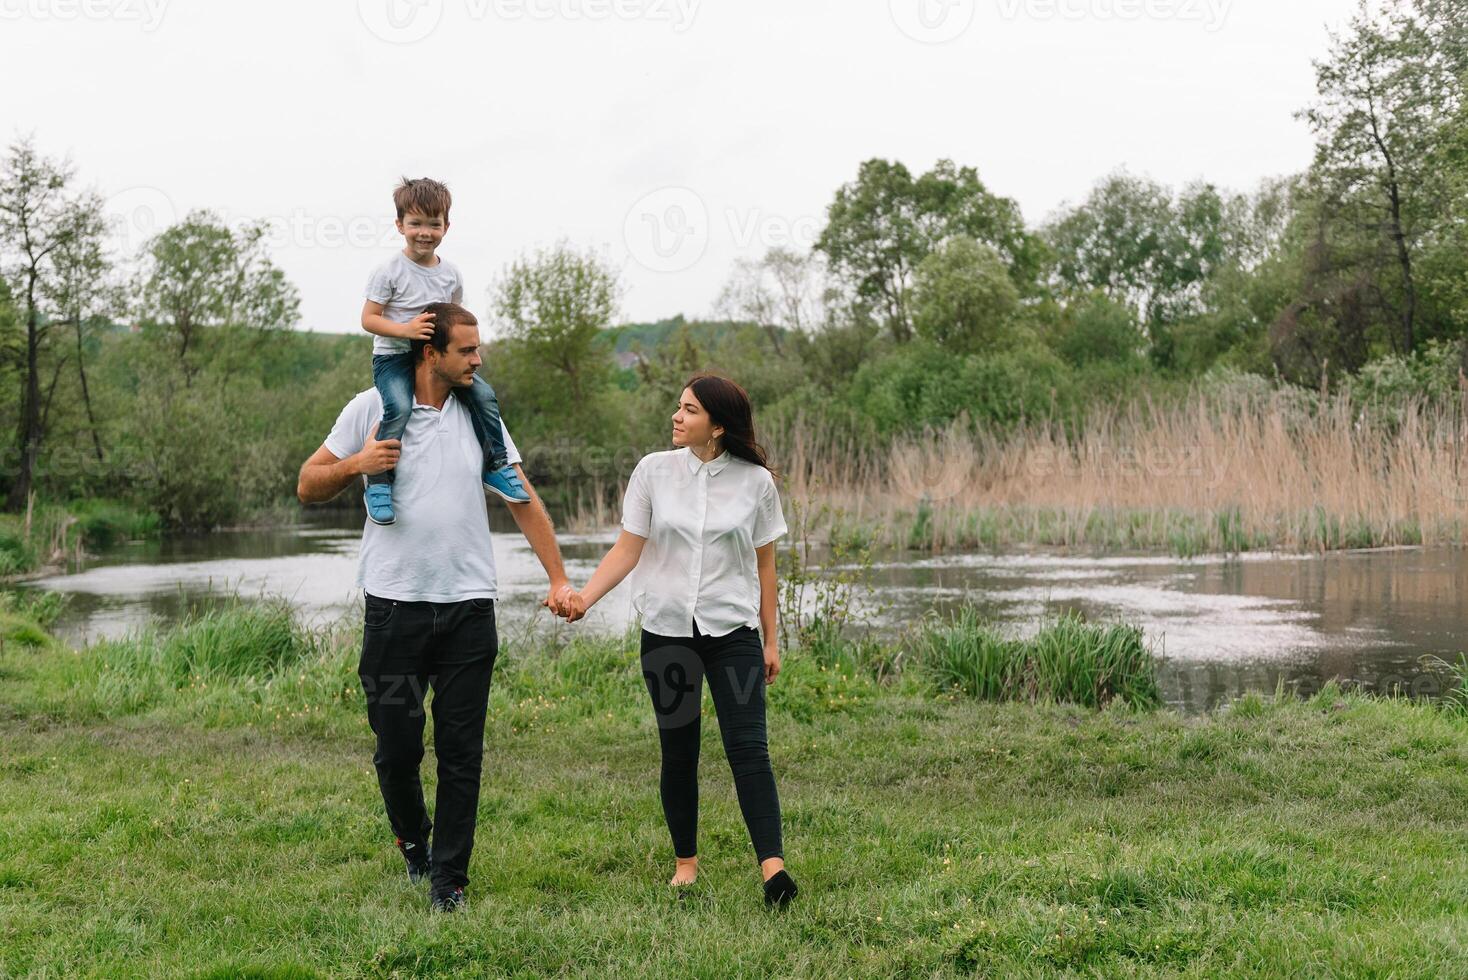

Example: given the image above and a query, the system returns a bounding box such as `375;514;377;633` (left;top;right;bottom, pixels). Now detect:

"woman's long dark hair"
685;374;778;481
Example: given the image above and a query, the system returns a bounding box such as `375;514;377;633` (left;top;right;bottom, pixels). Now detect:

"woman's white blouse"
620;446;788;638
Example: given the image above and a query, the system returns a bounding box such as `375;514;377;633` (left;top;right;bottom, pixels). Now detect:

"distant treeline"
2;0;1466;530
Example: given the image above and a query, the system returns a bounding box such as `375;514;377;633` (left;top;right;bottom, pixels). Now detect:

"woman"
555;374;798;906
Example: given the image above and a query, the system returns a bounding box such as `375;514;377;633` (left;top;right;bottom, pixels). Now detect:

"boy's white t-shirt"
365;252;465;355
324;387;521;602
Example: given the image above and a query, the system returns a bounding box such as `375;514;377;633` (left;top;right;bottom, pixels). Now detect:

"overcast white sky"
1;0;1359;334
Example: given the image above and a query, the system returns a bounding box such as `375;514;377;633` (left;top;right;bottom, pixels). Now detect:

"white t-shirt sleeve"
620;457;652;538
752;474;788;548
451;264;464;305
323;391;374;460
501;420;522;466
365;261;396;305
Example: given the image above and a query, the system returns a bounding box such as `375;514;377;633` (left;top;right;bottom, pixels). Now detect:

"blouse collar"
683;445;732;476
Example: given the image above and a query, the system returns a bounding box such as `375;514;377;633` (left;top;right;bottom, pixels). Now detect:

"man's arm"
500;463;571;606
296;424;400;504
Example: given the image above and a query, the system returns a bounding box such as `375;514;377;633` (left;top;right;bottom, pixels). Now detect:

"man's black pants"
358;592;498;889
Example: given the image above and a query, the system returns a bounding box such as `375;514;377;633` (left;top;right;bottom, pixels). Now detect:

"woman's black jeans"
639;619;784;863
358;592;499;890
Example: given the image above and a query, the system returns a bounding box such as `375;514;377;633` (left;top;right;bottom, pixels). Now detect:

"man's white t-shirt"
364;252;464;356
325;387;521;603
620;446;788;638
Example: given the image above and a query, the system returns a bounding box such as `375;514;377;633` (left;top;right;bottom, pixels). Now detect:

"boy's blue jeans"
367;352;510;487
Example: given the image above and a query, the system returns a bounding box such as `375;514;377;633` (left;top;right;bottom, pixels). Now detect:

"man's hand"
764;639;781;685
396;311;436;341
542;581;573;618
542;583;588;622
354;423;401;477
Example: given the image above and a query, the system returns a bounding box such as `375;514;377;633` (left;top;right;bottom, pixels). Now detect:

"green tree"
1052;291;1145;367
491;240;623;445
911;236;1020;354
0;137;98;511
134;210;300;383
1044;172;1234;365
815;158;1043;343
1298;0;1463;355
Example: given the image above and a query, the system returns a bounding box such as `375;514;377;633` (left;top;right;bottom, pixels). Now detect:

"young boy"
360;177;530;524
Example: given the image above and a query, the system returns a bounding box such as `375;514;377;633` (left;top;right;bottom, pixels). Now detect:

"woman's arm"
757;541;781;683
567;530;647;621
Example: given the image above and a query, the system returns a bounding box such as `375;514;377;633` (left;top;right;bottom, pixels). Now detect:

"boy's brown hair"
393;177;452;221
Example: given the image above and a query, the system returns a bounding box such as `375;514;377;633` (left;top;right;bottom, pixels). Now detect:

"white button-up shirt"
620;446;788;638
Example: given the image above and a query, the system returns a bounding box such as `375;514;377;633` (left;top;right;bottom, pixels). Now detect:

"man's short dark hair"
411;303;479;364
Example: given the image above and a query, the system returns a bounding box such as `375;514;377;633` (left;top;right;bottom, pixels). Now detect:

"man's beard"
433;364;474;387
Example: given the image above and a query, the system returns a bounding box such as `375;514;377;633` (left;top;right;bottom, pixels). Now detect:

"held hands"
397;311;436;341
542;583;589;623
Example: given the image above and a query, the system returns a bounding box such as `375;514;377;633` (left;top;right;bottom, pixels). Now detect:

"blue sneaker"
364;484;396;525
484;464;531;504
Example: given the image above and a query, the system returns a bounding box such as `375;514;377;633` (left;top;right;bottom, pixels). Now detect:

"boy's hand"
355;423;401;476
397;311;436;341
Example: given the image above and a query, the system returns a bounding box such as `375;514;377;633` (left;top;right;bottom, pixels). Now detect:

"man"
297;301;573;913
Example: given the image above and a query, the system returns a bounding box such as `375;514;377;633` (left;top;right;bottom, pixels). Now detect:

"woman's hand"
763;638;781;685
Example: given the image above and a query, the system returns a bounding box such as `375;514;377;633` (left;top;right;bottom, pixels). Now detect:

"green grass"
911;608;1161;709
1;605;1466;976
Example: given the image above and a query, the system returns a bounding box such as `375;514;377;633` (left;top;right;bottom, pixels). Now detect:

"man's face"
426;320;482;387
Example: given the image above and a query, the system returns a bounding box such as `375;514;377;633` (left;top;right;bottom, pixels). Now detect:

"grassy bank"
2;603;1466;977
0;498;161;578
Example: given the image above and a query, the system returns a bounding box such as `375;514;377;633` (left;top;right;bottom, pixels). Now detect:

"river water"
12;511;1467;714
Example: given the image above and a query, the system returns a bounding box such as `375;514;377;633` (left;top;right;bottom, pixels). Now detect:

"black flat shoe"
763;869;798;907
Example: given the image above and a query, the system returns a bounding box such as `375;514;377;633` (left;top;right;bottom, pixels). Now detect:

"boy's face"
396;209;448;261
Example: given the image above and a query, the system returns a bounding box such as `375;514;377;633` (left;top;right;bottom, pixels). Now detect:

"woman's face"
671;387;723;450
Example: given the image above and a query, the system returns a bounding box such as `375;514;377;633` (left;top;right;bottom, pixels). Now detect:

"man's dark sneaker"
430;883;466;913
396;837;432;885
